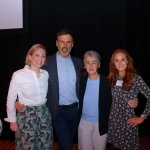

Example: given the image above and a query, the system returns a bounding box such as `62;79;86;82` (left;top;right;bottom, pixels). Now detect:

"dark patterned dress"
107;75;150;150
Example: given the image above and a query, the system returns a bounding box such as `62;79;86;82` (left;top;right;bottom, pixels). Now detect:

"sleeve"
4;72;19;122
135;75;150;118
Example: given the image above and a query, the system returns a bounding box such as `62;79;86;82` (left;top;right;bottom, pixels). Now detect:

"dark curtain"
0;0;150;141
126;0;150;136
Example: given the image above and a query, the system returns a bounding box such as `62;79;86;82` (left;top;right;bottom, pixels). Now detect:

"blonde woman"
5;44;54;150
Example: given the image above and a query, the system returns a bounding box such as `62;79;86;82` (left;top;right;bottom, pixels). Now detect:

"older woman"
78;50;112;150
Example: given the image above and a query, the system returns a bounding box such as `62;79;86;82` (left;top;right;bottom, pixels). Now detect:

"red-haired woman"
106;49;150;150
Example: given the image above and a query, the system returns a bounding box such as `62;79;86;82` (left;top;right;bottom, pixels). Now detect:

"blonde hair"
25;44;46;66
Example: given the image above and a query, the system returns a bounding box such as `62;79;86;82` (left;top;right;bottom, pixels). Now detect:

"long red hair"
106;49;137;91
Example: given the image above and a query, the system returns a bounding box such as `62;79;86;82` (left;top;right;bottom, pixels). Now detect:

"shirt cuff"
141;114;147;119
4;118;16;122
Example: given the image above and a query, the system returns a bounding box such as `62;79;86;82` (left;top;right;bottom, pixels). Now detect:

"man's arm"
14;101;25;112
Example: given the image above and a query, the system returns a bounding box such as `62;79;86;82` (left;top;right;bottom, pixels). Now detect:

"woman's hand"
127;116;145;127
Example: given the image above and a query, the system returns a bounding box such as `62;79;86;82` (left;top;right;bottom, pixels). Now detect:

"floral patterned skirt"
16;104;54;150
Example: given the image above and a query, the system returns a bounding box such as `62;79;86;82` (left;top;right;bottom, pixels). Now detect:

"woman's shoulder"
80;75;88;86
41;69;48;74
100;73;106;78
133;74;141;80
80;75;88;81
10;68;26;81
12;68;25;76
41;69;49;77
99;73;111;87
100;73;107;81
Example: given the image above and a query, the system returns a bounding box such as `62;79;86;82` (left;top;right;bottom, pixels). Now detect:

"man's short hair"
57;29;74;40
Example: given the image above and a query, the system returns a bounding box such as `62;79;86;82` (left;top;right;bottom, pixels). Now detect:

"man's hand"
127;116;145;127
14;101;25;112
128;98;138;108
10;122;18;136
10;122;18;131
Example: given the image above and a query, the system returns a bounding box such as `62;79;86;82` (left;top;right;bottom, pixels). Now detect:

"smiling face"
114;52;128;76
29;48;46;70
56;34;74;58
84;56;100;76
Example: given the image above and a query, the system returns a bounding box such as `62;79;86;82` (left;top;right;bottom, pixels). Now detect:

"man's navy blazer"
44;54;83;120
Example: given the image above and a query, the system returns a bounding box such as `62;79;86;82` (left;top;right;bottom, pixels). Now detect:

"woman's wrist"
141;114;147;119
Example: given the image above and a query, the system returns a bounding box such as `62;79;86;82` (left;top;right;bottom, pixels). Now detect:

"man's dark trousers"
52;105;78;150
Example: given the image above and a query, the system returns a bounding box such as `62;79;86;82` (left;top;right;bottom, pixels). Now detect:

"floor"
0;134;150;150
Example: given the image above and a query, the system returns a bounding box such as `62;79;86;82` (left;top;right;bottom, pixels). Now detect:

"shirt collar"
56;51;71;61
24;65;45;75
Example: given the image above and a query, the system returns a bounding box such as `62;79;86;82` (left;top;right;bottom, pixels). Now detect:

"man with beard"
44;29;83;150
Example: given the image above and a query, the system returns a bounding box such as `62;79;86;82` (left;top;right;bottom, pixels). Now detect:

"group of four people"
5;29;150;150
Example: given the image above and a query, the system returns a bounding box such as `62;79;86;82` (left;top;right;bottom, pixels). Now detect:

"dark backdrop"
0;0;150;141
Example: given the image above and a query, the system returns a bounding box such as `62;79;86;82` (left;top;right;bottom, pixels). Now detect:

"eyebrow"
85;60;97;62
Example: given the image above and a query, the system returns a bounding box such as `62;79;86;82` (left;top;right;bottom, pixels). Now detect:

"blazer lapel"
71;56;78;79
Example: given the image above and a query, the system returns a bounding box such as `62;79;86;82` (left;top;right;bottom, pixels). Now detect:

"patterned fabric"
107;75;150;150
16;105;53;150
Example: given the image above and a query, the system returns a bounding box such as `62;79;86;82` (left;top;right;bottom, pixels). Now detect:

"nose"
39;56;44;61
89;63;93;67
63;42;67;47
118;61;122;65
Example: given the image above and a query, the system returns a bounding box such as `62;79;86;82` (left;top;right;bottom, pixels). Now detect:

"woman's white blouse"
4;65;49;122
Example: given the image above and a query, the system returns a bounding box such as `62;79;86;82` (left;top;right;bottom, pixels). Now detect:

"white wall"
0;0;23;30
